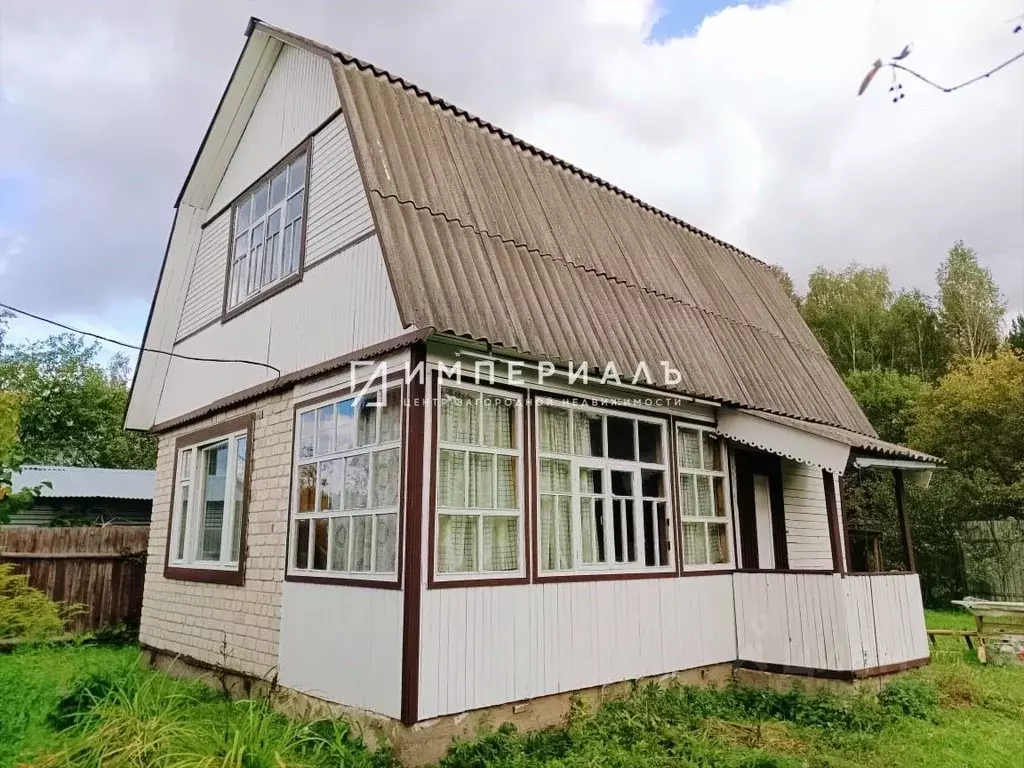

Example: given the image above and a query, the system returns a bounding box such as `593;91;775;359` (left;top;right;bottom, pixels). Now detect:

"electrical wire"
0;300;282;378
889;50;1024;94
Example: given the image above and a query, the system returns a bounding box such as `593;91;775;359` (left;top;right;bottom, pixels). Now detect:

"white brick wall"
140;391;294;678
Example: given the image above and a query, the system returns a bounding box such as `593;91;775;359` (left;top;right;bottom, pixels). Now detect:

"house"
6;465;155;527
125;18;940;760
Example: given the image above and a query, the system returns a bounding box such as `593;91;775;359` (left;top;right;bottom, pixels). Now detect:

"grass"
0;609;1022;768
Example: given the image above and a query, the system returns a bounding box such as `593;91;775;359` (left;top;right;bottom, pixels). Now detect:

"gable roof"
152;19;876;438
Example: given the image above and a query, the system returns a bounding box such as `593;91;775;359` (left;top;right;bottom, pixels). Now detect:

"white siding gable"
177;212;230;339
210;44;340;214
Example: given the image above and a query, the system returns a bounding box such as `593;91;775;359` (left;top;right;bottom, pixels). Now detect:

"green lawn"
1;612;1022;768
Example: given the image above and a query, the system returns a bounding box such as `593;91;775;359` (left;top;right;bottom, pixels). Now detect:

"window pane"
482;516;519;572
234;234;247;261
316;405;335;456
351;515;373;571
678;474;696;517
286;190;304;222
252;180;269;221
231;254;247;305
290;217;303;269
496;455;517;509
375;513;398;573
540;495;571;571
440;388;478;445
313;518;329;570
696;476;713;517
330;517;350;571
295;519;310;569
196;442;228;561
539;406;570;454
356;394;378;447
299;411;315;458
270;168;287;206
336;399;356;452
319;458;343;511
708;523;730;564
482;397;516;448
372;448;401;508
579;467;603;494
637;421;663;464
281;222;295;275
298;464;317;513
580;497;595;564
684;522;708;565
344;454;369;509
179;449;193;481
713;477;727;517
702;433;722;471
573;412;603;456
607;416;635;461
539;458;571;494
438;514;478;573
288;153;307;194
677;429;701;469
236;198;251;232
612;499;625;562
379;388;402;442
610;470;632;496
175;486;189;560
438;450;465;507
642;500;661;567
641;469;664;498
231;436;247;561
467;452;494;508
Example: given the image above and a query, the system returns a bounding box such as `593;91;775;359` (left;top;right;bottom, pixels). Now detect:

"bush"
877;679;939;720
0;563;67;641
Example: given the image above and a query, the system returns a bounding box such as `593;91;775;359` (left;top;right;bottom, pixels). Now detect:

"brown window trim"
220;138;314;324
163;413;255;586
427;372;532;589
283;371;408;589
529;395;683;585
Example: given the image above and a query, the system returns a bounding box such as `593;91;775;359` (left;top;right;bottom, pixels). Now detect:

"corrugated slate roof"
12;466;156;501
750;412;939;464
258;21;877;437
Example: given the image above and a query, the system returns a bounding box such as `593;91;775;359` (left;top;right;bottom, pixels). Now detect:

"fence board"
0;526;149;633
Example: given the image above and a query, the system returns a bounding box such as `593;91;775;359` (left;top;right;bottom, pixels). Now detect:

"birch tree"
937;241;1005;360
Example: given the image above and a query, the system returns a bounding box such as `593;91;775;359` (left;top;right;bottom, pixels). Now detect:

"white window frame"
227;149;307;311
288;382;404;582
676;423;735;570
168;427;249;571
433;381;526;582
535;401;675;577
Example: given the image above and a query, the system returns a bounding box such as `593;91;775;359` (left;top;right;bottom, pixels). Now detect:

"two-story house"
126;18;939;764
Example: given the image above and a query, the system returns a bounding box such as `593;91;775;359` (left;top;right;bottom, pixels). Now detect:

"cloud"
1;0;1021;346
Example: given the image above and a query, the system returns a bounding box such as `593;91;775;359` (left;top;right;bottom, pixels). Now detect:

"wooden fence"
0;526;149;633
962;520;1024;602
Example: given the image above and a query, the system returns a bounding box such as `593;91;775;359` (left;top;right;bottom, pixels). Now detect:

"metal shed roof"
11;466;156;501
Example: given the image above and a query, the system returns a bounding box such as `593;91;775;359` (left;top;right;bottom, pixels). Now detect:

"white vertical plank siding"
417;575;737;720
155;235;404;424
305;116;374;265
176;212;230;340
210;44;340;214
278;582;402;718
781;460;833;570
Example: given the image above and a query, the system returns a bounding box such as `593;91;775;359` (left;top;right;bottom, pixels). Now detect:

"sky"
1;0;1022;360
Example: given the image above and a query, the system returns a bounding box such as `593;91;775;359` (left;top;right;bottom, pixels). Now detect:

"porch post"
822;470;845;573
893;469;917;573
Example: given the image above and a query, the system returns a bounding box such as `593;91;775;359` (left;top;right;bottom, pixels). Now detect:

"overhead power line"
0;300;282;377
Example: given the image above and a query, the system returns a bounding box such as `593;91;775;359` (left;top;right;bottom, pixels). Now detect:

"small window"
435;386;524;578
536;405;673;576
228;151;307;311
677;426;733;568
290;385;403;581
167;419;251;580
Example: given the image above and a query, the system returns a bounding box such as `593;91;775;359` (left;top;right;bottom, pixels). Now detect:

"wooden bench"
927;628;978;651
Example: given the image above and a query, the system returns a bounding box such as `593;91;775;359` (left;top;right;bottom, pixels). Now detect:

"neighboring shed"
7;465;156;527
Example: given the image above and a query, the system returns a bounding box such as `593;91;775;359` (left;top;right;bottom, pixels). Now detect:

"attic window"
226;149;308;311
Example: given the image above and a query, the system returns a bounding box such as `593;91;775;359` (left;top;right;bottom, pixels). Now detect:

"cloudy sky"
1;0;1022;355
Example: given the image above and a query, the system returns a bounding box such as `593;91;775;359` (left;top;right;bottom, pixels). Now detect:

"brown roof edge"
248;19;766;269
149;328;432;434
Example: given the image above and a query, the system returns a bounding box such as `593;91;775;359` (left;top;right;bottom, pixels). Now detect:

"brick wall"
140;391;294;678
